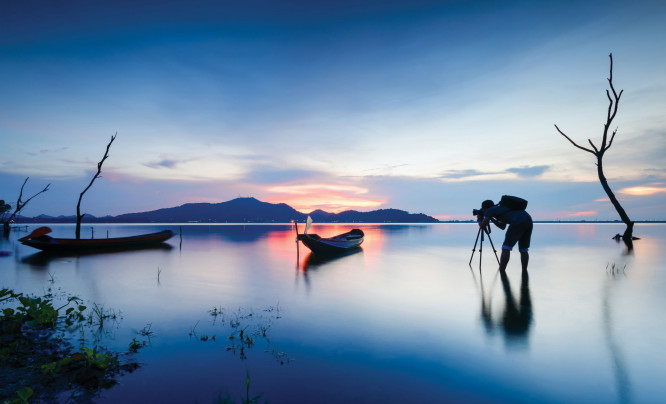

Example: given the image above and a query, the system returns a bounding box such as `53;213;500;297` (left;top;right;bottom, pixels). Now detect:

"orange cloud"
618;184;666;196
266;184;384;213
268;184;369;195
566;211;597;217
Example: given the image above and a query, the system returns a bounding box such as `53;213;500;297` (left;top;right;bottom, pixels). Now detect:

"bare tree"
555;53;634;242
1;177;51;234
76;133;116;239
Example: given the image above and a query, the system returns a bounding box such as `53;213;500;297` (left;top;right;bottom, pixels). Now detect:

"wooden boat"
19;227;174;253
296;217;364;255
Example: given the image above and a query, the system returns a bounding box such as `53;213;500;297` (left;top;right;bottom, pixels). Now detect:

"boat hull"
20;230;175;253
297;229;364;255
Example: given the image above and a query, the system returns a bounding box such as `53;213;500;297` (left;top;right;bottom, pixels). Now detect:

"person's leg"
499;249;511;272
501;223;520;272
520;251;529;272
518;220;533;272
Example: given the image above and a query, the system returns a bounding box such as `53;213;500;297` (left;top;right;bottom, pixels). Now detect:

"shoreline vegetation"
0;287;139;403
0;285;283;403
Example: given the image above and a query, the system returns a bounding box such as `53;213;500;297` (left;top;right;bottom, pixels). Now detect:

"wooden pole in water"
294;220;300;262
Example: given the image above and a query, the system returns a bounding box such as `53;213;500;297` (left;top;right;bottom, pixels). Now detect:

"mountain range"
15;197;439;223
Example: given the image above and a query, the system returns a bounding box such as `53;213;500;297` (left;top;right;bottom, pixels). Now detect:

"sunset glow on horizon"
267;194;385;214
266;183;385;213
566;211;598;217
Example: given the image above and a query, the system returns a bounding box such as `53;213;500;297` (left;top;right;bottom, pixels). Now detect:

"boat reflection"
301;248;365;271
20;244;173;269
296;249;364;294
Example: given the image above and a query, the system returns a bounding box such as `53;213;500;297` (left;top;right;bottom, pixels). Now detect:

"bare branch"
5;177;50;223
555;52;633;239
76;133;117;239
554;124;596;154
607;128;618;149
588;139;600;154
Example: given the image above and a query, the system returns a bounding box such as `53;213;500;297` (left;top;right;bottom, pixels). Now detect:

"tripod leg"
478;229;484;270
484;228;500;265
469;227;482;266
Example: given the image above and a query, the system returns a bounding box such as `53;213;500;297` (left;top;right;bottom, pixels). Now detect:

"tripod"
469;224;500;268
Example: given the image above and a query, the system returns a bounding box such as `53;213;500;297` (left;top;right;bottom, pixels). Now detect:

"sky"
1;0;665;221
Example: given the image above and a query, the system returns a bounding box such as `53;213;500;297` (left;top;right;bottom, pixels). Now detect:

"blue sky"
1;0;665;220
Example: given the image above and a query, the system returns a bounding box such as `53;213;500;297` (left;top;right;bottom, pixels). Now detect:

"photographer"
477;199;532;273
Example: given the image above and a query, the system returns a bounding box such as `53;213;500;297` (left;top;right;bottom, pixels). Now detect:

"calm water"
2;223;665;403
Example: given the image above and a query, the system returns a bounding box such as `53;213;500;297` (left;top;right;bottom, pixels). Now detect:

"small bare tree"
1;177;51;234
76;133;116;239
555;53;634;242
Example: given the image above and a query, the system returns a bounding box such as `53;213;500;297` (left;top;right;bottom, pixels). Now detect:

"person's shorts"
502;219;533;252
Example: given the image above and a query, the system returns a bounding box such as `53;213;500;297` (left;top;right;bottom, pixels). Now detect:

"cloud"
439;169;500;180
506;165;550;178
438;165;550;181
267;184;369;195
243;167;320;184
25;147;68;157
618;183;666;196
143;159;183;169
565;210;597;217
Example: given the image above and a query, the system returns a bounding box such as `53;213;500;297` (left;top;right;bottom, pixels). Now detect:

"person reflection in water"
480;269;533;347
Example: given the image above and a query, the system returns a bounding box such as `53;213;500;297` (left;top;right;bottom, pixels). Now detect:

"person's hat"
481;200;494;210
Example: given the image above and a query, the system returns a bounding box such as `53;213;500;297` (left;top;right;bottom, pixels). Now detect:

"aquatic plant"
87;303;120;330
189;320;200;337
1;287;138;401
214;371;264;404
140;323;154;337
606;262;627;279
6;386;33;404
194;304;291;365
129;337;145;352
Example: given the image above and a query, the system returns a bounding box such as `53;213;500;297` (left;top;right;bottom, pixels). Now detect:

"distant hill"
14;197;439;223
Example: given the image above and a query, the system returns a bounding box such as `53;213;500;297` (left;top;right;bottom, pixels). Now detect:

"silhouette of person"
478;199;533;272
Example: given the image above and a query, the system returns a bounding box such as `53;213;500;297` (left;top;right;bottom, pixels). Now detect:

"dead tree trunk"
2;177;50;234
555;53;634;243
76;134;116;239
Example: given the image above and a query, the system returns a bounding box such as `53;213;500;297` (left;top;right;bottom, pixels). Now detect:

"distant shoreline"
9;220;666;225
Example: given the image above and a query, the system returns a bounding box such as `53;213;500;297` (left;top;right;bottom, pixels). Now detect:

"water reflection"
2;223;664;403
477;268;533;349
20;245;173;269
179;224;291;243
297;249;365;293
603;264;631;403
301;249;365;271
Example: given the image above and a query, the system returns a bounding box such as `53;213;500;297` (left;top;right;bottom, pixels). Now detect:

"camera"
473;208;485;221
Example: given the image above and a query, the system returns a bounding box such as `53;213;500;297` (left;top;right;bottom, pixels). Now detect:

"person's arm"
491;217;506;230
